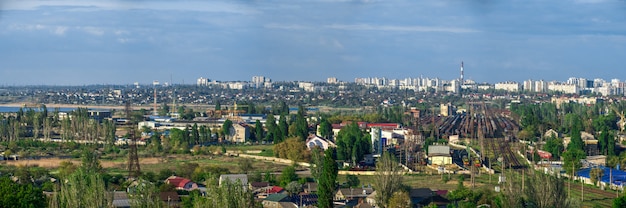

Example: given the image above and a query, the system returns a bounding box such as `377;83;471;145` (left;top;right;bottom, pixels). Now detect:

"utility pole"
522;169;525;192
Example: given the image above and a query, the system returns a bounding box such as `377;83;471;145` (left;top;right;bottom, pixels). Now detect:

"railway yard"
414;102;524;172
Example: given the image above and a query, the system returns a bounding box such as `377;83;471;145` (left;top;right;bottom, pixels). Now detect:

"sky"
1;0;626;85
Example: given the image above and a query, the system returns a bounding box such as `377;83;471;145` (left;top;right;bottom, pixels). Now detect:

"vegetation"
373;152;404;207
318;148;338;208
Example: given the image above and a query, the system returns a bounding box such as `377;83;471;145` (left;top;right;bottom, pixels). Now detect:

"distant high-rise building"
197;77;210;86
252;76;271;88
495;81;520;92
327;77;338;84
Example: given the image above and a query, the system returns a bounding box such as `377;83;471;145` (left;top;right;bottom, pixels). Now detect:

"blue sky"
1;0;625;85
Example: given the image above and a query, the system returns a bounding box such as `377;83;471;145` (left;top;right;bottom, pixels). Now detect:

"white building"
548;82;579;94
495;82;520;92
305;135;336;150
197;77;210;86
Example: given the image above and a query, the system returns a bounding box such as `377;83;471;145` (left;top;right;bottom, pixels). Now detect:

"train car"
463;156;470;166
474;157;482;167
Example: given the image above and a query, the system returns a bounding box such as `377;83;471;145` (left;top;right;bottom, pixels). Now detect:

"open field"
3;154;290;176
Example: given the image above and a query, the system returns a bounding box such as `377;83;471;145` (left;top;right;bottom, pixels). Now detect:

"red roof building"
165;176;198;191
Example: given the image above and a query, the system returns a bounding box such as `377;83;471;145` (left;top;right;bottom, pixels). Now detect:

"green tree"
373;152;404;207
130;180;164;208
589;167;604;187
279;166;298;187
346;174;360;187
190;178;259;208
215;101;221;111
318;148;338;208
222;119;233;141
265;114;277;143
191;124;200;145
614;195;626;208
0;176;46;208
278;113;289;142
318;118;333;140
49;168;110;208
294;105;309;141
285;181;303;196
544;134;564;158
563;149;586;175
387;191;411;208
158;103;170;116
310;146;324;182
238;158;253;174
254;120;263;142
524;173;575;208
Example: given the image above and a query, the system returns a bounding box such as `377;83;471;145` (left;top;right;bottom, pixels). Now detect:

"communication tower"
126;102;141;179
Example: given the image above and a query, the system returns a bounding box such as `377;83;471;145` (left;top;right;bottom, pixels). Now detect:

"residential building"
494;81;520;92
219;174;248;187
305;135;336;150
228;124;249;143
334;187;374;201
165;176;198;191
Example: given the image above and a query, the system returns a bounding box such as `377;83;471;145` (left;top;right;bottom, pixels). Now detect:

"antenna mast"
126;101;141;179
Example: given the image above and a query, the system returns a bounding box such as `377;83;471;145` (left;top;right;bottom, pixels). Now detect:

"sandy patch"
4;157;163;169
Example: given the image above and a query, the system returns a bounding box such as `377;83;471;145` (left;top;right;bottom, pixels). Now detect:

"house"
409;188;451;208
165;176;198;191
262;194;295;208
365;191;377;206
159;192;181;207
303;182;318;193
219;174;249;187
228;124;250;143
334;187;374;201
250;182;271;191
544;129;560;139
112;191;131;208
428;145;452;165
565;131;599;156
306;135;336;150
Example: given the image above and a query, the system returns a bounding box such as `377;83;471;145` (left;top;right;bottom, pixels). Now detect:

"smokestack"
460;61;464;84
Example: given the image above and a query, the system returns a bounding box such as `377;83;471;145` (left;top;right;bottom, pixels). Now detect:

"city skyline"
1;0;626;85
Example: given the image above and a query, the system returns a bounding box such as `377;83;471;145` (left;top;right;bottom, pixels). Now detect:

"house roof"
267;186;285;194
278;202;297;208
250;182;270;188
264;193;289;202
409;188;434;199
165;176;192;188
428;145;450;156
219;174;248;186
337;188;374;197
159;192;180;202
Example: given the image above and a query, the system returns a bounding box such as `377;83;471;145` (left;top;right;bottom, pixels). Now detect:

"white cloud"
53;26;68;35
264;23;311;30
325;24;479;33
114;30;129;36
319;37;345;49
79;26;104;36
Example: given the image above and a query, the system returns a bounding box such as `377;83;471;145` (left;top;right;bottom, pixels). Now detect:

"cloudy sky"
1;0;625;85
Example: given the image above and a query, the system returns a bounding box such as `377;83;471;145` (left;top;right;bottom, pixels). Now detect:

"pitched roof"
165;176;192;188
264;193;289;202
267;186;285;194
219;174;248;186
159;192;180;202
428;145;450;156
409;188;434;199
250;182;270;188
